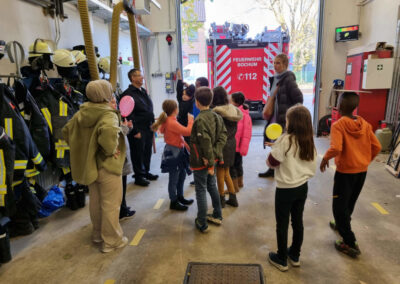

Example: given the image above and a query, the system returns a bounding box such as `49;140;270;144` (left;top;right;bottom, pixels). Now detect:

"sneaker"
258;169;274;178
334;240;360;258
119;210;136;221
145;173;159;181
170;201;188;211
178;197;194;205
206;214;222;226
190;181;195;187
329;220;337;230
101;236;128;253
268;252;288;272
195;218;209;233
287;248;300;267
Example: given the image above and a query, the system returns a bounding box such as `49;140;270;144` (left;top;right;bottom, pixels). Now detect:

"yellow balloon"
266;123;283;140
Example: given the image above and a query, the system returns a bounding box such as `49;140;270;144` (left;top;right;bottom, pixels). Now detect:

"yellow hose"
77;0;99;81
109;2;124;90
128;13;140;70
109;3;141;91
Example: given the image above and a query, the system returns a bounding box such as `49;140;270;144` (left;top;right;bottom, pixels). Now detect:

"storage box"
362;58;394;89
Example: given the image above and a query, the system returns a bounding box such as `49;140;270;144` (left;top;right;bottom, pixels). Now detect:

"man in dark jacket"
259;54;303;178
122;69;158;186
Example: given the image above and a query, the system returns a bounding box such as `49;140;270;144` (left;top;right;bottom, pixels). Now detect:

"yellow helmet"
28;39;53;58
98;57;110;74
53;49;76;68
71;50;87;64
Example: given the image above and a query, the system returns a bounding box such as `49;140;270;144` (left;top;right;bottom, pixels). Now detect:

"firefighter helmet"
53;49;76;68
71;50;87;64
28;39;53;58
98;57;110;74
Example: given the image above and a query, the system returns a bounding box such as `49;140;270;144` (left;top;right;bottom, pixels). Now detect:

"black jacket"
33;83;78;169
176;80;194;127
0;84;46;184
270;71;303;127
0;126;16;218
264;71;303;144
13;79;51;159
121;85;155;134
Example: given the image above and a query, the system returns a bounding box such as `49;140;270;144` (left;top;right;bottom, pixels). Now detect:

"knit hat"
86;80;113;103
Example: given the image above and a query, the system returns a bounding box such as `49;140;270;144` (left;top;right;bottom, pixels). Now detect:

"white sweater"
269;134;317;188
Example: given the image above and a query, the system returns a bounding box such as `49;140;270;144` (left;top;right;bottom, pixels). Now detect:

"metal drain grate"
183;262;265;284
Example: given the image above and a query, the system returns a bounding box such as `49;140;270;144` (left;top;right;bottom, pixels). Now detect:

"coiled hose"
110;2;141;91
77;0;100;81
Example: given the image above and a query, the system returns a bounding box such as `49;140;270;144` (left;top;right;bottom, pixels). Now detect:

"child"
267;105;316;271
152;100;194;211
190;87;227;232
110;95;136;220
176;69;195;130
320;92;381;258
212;87;242;207
230;92;252;191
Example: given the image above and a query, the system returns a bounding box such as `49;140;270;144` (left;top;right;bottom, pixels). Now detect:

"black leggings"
230;152;243;179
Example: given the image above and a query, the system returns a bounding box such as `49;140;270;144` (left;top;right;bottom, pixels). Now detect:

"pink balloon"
119;96;135;117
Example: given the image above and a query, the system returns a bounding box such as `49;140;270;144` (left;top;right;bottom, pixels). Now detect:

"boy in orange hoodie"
320;92;381;258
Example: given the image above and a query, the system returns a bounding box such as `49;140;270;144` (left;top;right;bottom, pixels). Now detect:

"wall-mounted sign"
335;25;359;42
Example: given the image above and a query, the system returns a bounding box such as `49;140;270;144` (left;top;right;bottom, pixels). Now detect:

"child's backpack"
317;115;332;137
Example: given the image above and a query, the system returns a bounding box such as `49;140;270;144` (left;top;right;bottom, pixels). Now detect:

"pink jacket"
235;105;252;156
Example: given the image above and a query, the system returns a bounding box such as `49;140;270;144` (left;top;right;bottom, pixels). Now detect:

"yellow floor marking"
371;202;389;215
130;229;146;246
153;198;164;209
330;165;337;171
318;154;323;159
104;280;115;284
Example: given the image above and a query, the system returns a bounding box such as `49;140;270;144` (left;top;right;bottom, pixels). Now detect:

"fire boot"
75;184;86;208
0;217;11;263
226;193;239;207
65;183;78;210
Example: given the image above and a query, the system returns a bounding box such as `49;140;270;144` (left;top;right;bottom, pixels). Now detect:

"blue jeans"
168;167;186;202
193;169;222;226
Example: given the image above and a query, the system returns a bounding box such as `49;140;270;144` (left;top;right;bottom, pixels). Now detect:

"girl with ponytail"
152;100;194;211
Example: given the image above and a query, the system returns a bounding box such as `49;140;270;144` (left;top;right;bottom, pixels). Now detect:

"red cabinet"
343;50;391;131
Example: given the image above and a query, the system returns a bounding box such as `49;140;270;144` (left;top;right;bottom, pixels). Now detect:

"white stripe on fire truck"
270;43;281;54
216;45;228;58
216;58;231;77
216;49;231;67
217;68;231;86
265;48;275;60
226;85;232;93
220;76;231;89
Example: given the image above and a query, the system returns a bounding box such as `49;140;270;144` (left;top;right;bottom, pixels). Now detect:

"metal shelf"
68;0;152;37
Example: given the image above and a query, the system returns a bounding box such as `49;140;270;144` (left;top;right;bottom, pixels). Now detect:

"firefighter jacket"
0;84;46;187
13;79;51;160
0;126;16;218
33;83;79;171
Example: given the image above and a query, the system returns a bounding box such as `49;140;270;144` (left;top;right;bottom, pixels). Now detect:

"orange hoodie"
323;116;381;173
160;116;193;149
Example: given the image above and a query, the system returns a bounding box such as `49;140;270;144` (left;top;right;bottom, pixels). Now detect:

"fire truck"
207;22;290;118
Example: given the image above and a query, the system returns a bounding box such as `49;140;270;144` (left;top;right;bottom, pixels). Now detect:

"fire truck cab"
207;23;290;118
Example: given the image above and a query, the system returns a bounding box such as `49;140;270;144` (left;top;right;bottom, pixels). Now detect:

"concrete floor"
1;120;399;284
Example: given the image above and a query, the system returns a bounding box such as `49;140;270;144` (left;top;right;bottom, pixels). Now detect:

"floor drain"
183;262;265;284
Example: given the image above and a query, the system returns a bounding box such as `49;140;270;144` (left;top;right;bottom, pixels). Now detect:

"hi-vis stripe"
0;150;6;206
32;152;43;165
62;167;70;175
41;108;53;134
4;118;13;139
59;100;68;117
14;160;28;170
55;140;70;159
25;167;40;178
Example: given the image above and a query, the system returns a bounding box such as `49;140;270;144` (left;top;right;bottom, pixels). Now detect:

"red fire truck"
207;23;290;118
